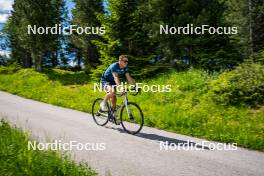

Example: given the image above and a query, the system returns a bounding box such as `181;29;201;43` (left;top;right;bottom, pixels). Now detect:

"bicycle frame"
121;93;130;117
109;91;129;116
92;87;143;134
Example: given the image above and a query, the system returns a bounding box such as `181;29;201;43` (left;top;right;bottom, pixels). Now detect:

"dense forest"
0;0;263;75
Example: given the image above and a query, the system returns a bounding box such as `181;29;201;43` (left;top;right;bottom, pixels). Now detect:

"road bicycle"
92;87;144;134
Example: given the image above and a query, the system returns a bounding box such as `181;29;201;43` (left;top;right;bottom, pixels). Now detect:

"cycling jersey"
101;62;129;85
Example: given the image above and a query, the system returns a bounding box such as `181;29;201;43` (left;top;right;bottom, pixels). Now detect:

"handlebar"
129;87;141;96
116;87;141;96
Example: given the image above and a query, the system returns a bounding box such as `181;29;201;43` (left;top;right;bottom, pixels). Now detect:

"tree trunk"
36;61;42;72
87;45;96;67
248;0;253;55
76;49;82;66
51;51;58;67
23;52;32;68
32;52;43;72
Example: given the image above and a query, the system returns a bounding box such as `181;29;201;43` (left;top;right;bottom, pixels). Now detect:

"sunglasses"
122;60;128;63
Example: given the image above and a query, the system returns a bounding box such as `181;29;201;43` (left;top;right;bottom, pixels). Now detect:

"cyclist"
100;55;136;121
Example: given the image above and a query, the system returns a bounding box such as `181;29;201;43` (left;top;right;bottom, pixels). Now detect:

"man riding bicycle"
100;55;136;121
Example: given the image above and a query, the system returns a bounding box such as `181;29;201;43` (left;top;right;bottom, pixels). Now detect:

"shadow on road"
136;132;210;150
104;125;210;150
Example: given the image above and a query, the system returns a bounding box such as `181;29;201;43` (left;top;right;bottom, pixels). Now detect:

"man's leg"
102;85;119;124
101;84;116;111
110;93;116;111
104;86;116;111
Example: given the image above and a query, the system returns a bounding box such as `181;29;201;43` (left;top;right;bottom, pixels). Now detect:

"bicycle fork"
124;95;134;120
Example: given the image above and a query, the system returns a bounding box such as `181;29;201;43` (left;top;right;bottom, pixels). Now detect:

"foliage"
69;0;103;67
252;49;264;64
91;0;156;79
224;0;264;56
57;65;83;72
5;0;67;71
3;0;264;76
0;67;263;150
210;62;264;106
0;64;21;74
0;119;97;175
43;68;90;85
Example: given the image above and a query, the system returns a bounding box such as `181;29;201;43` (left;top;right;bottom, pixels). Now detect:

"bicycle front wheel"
92;98;109;126
120;102;144;134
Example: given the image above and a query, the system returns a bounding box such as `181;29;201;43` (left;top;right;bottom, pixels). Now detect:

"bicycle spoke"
121;102;144;134
92;98;109;126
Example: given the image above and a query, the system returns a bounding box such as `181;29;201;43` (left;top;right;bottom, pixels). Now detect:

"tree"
70;0;104;67
6;0;66;71
225;0;264;58
92;0;155;78
5;2;32;67
139;0;242;70
251;0;264;52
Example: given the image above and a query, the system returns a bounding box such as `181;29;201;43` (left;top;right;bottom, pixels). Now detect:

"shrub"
253;49;264;64
0;64;21;74
84;65;92;74
57;65;82;72
210;62;264;106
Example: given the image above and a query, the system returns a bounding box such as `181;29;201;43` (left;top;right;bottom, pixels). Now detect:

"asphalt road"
0;90;263;176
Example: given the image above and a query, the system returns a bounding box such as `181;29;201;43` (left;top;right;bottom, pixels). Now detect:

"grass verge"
0;119;97;176
0;67;263;150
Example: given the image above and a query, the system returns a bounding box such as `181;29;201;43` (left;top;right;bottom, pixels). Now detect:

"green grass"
0;66;263;150
0;119;97;176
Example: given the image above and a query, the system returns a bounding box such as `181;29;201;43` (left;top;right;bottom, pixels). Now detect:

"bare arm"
112;72;121;85
125;73;135;85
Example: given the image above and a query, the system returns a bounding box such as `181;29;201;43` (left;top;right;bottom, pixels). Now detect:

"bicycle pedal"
109;116;115;122
113;117;120;125
109;115;120;125
100;109;108;113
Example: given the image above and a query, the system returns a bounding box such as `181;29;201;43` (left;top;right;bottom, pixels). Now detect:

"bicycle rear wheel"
92;98;109;126
120;102;144;134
